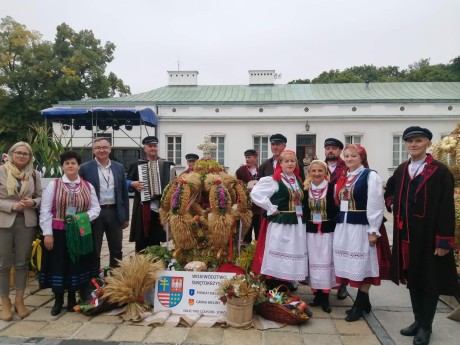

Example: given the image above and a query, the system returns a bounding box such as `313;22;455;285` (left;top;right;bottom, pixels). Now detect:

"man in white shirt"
79;138;129;268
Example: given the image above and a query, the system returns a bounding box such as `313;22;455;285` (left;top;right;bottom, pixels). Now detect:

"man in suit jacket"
259;133;305;180
79;138;129;268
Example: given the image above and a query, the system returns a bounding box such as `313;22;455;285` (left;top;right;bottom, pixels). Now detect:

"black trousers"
409;288;439;331
243;214;261;243
93;207;123;268
135;210;166;252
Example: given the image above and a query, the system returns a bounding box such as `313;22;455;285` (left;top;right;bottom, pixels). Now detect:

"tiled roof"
58;82;460;106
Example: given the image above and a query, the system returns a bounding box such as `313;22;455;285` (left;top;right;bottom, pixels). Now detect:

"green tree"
404;58;456;82
290;57;460;84
0;17;130;145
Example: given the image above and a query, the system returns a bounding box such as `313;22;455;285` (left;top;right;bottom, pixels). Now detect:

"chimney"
249;70;276;85
167;71;199;86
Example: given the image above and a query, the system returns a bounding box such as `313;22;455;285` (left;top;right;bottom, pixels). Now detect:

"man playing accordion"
127;136;175;251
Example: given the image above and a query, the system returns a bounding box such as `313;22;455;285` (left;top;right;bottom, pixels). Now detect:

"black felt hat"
185;153;199;161
402;126;433;141
269;133;287;143
142;136;159;145
324;138;344;150
244;149;258;156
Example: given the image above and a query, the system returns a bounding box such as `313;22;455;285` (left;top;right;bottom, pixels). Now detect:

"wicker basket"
254;285;310;325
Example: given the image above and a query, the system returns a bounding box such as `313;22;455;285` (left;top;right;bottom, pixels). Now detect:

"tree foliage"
0;16;130;145
288;58;460;84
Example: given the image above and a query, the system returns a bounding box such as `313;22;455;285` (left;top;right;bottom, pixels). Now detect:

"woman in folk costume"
39;151;100;316
0;142;41;321
304;160;339;313
250;150;308;287
333;144;388;322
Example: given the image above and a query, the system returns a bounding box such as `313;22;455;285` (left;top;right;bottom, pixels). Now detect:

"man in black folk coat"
236;149;261;243
127;136;175;252
385;126;458;345
323;137;349;300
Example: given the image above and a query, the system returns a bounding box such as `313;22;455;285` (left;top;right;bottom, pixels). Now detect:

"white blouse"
251;176;300;216
39;175;101;236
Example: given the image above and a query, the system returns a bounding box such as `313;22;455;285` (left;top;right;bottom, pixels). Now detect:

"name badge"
295;205;303;217
104;189;115;202
66;206;77;216
340;200;349;212
312;212;322;224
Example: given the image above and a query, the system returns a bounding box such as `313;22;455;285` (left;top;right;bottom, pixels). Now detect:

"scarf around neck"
3;161;29;197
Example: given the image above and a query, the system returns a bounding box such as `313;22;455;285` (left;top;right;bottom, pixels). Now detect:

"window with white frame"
253;136;269;165
392;135;406;166
345;135;362;145
166;135;182;165
211;136;225;165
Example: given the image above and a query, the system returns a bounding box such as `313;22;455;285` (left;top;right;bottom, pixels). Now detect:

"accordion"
138;161;162;202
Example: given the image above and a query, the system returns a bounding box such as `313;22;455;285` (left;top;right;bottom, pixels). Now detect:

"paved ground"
1;206;458;344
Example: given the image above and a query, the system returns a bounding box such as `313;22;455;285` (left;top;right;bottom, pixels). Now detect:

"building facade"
52;70;460;181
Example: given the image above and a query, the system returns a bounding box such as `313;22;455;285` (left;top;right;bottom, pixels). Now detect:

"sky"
1;0;459;94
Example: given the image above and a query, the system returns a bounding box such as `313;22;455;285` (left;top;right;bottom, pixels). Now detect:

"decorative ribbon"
30;239;42;271
89;277;104;306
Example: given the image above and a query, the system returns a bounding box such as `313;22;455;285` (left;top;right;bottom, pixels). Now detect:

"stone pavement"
0;207;458;344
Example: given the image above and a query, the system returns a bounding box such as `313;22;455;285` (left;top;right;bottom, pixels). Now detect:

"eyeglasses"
13;152;30;157
94;146;110;151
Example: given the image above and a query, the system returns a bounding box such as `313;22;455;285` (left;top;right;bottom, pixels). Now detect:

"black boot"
413;292;438;345
67;291;77;312
346;292;371;315
345;290;368;322
337;285;348;300
401;289;420;336
309;291;323;307
51;292;64;316
321;293;332;313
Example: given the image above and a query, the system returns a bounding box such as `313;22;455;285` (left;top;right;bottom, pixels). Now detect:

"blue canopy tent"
40;107;158;147
41;107;158;127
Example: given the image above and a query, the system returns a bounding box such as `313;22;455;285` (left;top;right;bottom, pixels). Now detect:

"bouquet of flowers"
217;273;266;305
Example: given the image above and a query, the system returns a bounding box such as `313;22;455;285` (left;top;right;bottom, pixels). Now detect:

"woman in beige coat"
0;142;41;321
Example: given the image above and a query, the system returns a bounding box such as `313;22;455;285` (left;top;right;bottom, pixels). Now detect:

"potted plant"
217;273;266;328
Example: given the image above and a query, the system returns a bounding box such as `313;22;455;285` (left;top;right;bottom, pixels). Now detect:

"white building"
49;70;460;181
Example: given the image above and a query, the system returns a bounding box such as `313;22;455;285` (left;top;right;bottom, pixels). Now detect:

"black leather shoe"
51;302;63;316
413;327;431;345
345;305;363;322
309;291;323;307
337;285;348;300
400;321;419;336
67;293;77;312
321;298;332;313
346;301;371;314
285;282;297;292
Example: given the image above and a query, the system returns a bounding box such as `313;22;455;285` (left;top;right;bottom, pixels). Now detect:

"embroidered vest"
266;179;305;225
51;178;92;230
336;169;371;225
305;183;337;233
